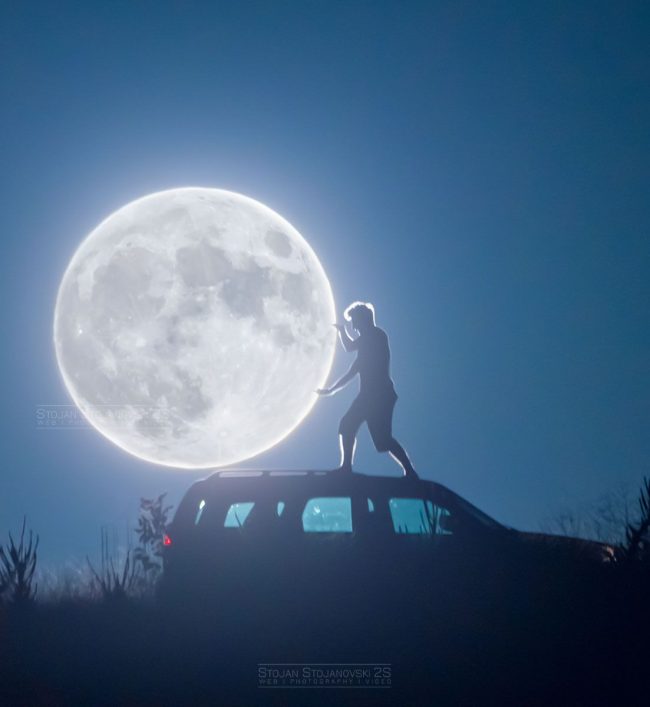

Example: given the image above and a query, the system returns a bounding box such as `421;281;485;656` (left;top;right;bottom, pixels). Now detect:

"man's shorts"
338;390;398;452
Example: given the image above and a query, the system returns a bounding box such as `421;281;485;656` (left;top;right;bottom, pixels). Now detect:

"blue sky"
1;1;649;564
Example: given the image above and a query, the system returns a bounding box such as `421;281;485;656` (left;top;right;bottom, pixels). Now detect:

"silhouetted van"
160;470;614;607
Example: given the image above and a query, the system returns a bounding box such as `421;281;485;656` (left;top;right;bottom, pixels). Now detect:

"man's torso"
356;327;396;399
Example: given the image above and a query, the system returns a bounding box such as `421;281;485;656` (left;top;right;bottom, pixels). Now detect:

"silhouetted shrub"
133;493;172;593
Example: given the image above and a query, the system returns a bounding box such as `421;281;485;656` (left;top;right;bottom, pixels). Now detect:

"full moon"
53;188;336;468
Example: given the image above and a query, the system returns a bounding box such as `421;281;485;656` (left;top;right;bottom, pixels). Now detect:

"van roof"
178;470;504;531
193;469;441;492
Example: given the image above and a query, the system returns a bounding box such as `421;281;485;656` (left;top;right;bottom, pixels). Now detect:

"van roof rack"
215;469;331;478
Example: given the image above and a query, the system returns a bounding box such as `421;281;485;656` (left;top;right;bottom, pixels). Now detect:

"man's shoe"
330;465;353;475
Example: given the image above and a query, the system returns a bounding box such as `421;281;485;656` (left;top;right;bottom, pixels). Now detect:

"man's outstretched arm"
334;323;360;352
316;359;359;396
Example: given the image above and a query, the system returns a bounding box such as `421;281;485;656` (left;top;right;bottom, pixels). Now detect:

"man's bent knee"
373;436;394;453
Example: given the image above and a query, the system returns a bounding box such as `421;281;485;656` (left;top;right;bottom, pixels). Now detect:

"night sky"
1;1;649;565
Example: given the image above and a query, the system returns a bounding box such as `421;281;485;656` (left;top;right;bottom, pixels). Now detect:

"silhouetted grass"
0;518;39;606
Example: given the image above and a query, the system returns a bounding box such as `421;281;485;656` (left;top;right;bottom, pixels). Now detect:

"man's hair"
344;301;375;328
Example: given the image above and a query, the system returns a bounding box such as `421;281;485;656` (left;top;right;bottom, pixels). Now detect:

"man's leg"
369;394;419;479
387;438;418;479
338;432;356;472
336;398;364;472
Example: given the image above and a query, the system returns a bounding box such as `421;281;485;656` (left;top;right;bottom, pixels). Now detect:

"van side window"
302;497;353;533
224;502;255;528
195;499;207;525
389;498;453;535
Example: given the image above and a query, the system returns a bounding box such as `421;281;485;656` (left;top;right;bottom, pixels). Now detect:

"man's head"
344;301;376;333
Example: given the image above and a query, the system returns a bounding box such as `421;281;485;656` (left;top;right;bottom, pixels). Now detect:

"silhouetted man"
317;302;418;479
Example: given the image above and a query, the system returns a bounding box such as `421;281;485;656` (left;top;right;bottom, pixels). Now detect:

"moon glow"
54;188;336;468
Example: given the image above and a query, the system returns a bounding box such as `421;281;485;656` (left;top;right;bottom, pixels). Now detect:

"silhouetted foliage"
541;481;635;545
87;527;136;601
622;476;650;561
133;493;172;591
0;517;39;606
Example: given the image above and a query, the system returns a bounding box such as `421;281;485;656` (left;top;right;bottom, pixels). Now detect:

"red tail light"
163;532;172;547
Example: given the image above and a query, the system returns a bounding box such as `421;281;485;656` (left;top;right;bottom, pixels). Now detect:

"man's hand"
316;387;336;396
